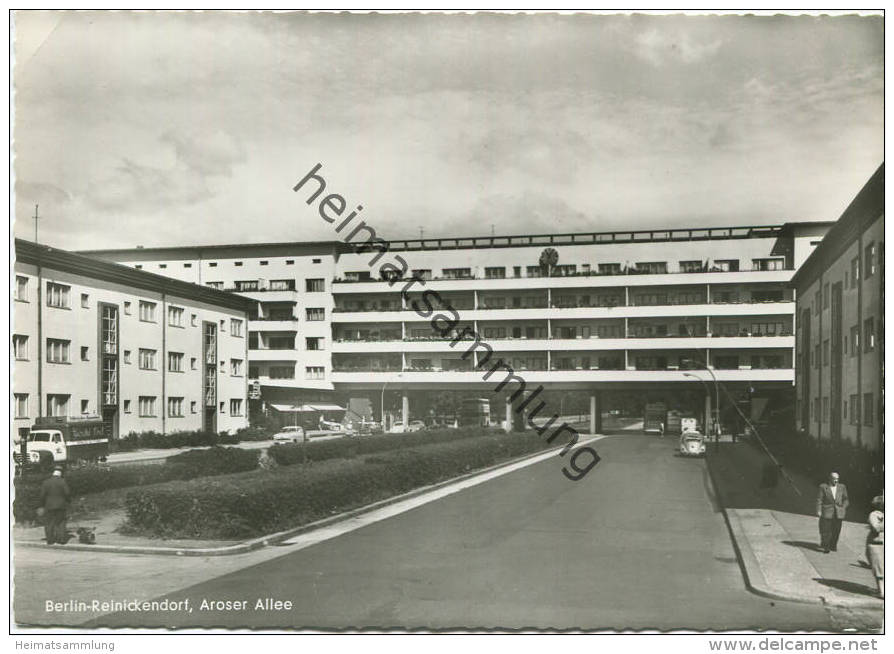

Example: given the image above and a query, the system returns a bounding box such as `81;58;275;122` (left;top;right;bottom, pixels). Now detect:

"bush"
110;429;246;452
125;430;553;539
13;446;260;523
268;426;501;467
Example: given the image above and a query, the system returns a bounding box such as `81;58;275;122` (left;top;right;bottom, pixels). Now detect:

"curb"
704;451;883;610
16;434;606;558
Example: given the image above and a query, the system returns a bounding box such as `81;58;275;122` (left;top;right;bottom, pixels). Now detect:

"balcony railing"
331;332;792;343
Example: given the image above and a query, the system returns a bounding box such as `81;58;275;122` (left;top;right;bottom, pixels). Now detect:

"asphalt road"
87;434;849;631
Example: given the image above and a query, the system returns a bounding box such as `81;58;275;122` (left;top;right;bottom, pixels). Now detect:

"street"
16;434;878;630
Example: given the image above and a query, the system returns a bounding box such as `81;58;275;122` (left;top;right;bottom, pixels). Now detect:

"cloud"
633;28;722;66
85;128;245;212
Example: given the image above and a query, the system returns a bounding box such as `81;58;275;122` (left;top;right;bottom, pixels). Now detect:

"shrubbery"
13;446;260;523
124;430;552;539
267;426;501;466
110;428;262;452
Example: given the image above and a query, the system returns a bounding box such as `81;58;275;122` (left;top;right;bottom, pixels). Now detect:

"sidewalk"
707;438;883;609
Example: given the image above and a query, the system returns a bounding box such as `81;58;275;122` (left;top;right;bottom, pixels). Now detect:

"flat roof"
78;221;835;258
16;239;255;312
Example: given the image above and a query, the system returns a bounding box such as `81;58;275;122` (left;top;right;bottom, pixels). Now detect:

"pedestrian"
815;471;849;553
865;495;884;598
39;465;71;545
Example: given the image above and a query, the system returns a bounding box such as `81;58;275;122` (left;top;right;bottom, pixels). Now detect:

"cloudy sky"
12;11;883;250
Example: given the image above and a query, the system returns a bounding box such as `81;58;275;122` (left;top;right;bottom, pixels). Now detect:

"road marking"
277;435;607;549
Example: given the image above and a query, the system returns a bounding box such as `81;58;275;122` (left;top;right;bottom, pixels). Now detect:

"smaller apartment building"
12;239;253;443
792;164;884;452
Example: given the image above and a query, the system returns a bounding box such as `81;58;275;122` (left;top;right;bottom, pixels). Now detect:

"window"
168;351;184;372
636;262;668;274
191;313;198;326
46;282;70;308
598;263;622;274
220;401;226;414
312;258;321;264
411;269;432;281
139;301;157;322
823;283;830;310
286;260;295;265
813;290;821;316
679;260;704;273
230;318;243;337
269;279;295;291
168;397;184;417
230;358;243;376
864;393;874;426
260;260;269;266
220;319;226;332
306;308;325;321
345;271;371;282
139;396;157;417
235;261;243;267
442;268;472;279
850;325;860;356
305;366;325;379
864;317;875;352
813;344;820;369
168;306;184;327
751;322;785;336
209;262;218;268
306;278;325;292
851;257;860;288
124;301;131;315
822;397;829;423
123;350;131;364
864;243;875;278
159;264;167;269
306;337;324;350
191;401;198;414
184;263;192;268
80;346;89;361
822;339;830;366
123;400;131;414
46;394;70;417
13;335;28;360
46;338;70;363
712;259;739;272
139;348;157;370
235;280;259;291
134;265;142;270
849;394;860;425
81;293;89;308
206;281;224;289
190;357;197;370
15;275;28;301
752;258;785;271
229;399;243;416
485;267;506;279
813;398;820;423
14;393;28;419
80;399;89;414
270;366;295;379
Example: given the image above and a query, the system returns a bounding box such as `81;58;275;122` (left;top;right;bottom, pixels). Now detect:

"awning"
269;403;345;413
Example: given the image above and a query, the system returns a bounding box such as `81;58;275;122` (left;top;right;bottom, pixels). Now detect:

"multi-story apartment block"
83;220;830;432
791;164;884;453
12;239;253;444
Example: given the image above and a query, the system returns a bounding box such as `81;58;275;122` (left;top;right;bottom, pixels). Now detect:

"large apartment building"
83;221;830;430
12;239;253;443
791;164;884;453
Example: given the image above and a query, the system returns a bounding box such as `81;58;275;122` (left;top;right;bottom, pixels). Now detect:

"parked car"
273;425;306;443
389;420;426;434
318;418;345;433
678;431;706;457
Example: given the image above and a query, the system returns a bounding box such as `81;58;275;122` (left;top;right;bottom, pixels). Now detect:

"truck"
459;398;491;427
15;416;109;468
643;402;668;434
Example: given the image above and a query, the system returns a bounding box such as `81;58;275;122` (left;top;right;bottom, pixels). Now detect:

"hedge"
124;430;554;539
110;426;270;453
13;447;260;523
267;426;502;466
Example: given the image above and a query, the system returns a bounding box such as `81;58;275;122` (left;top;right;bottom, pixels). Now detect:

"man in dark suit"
39;466;71;545
816;471;849;553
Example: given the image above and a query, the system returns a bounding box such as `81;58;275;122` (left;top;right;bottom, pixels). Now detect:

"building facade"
83;221;830;431
791;164;884;453
12;239;253;444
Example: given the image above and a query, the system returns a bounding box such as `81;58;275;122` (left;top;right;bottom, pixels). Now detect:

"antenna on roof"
33;204;40;244
419;227;424;239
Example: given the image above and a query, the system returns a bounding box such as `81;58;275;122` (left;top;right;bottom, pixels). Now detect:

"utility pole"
33;204;40;244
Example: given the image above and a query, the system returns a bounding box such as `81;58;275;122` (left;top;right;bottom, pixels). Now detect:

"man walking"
39;466;71;545
816;471;849;553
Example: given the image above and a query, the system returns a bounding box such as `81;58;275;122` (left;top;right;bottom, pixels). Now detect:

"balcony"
249;318;300;332
248;349;301;362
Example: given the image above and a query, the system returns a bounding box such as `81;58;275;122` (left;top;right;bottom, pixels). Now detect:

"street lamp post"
683;369;721;445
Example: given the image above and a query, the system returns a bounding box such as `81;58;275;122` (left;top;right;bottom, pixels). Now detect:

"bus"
459;398;491;427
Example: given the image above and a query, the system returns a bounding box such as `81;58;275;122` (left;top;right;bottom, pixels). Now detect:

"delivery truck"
14;416;109;468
